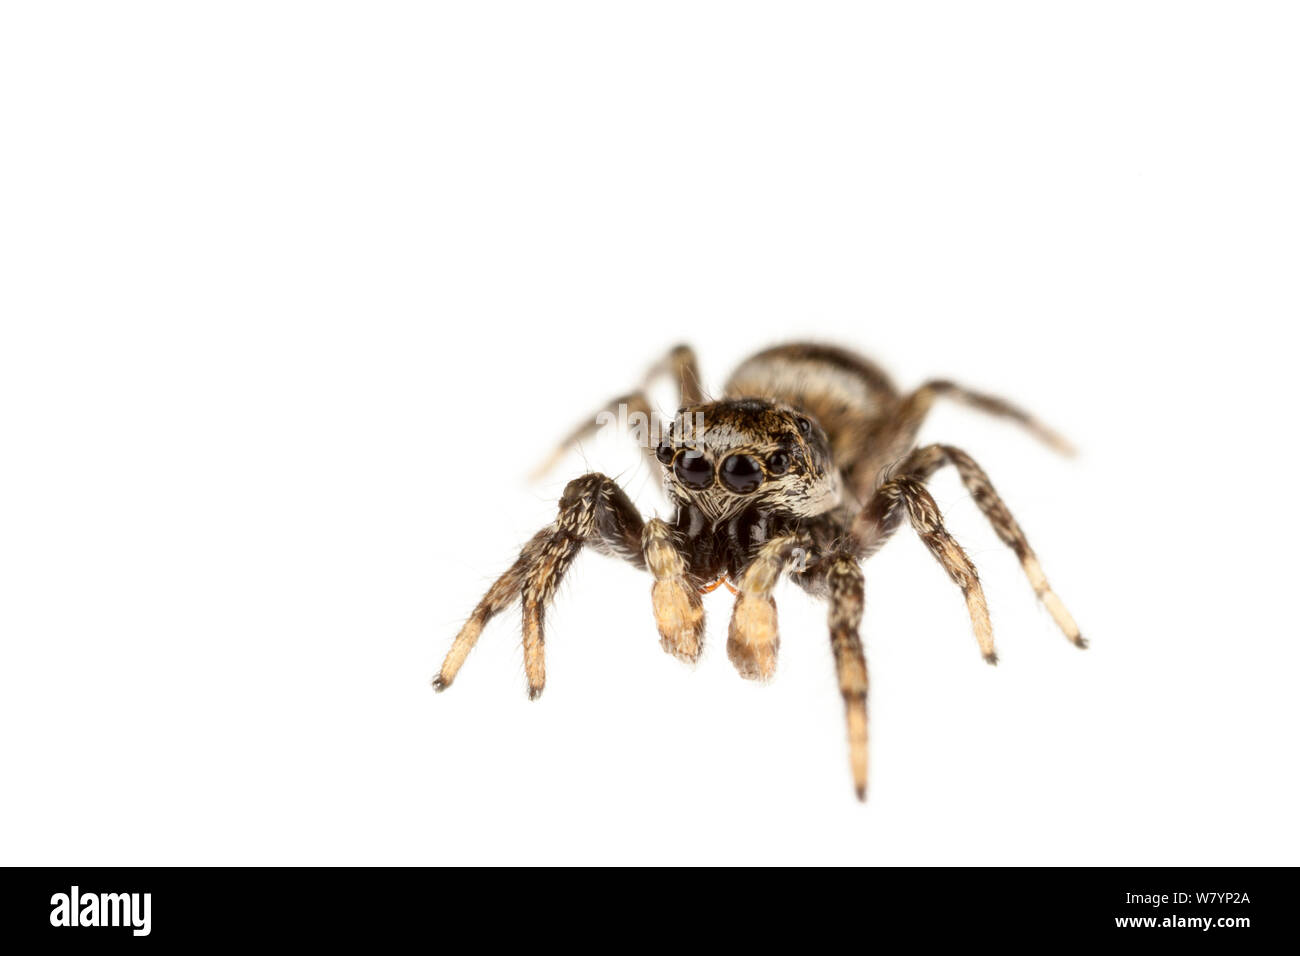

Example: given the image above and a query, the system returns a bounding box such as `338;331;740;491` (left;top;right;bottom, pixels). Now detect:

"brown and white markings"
435;342;1085;800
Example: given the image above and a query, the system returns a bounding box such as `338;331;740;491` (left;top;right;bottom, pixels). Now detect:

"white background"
2;3;1297;865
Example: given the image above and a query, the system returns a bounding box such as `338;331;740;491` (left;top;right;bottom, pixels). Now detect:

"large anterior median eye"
720;454;763;494
673;448;714;489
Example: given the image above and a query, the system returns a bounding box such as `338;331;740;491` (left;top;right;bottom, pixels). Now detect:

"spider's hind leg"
435;472;646;699
861;379;1074;487
530;344;705;481
920;380;1075;456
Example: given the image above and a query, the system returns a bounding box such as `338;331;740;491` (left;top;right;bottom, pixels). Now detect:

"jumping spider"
435;342;1085;799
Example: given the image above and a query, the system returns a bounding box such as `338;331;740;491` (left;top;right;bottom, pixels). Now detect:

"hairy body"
435;342;1084;799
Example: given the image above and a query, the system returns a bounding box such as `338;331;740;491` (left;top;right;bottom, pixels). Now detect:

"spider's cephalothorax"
435;342;1085;800
660;398;840;519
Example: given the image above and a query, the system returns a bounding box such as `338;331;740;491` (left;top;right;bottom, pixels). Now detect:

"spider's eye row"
655;441;675;465
766;450;792;475
720;454;763;494
673;448;714;489
795;416;813;437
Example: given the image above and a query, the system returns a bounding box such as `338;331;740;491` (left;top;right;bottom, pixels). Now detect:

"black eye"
673;448;713;489
720;454;763;494
655;441;675;465
795;416;813;437
767;451;791;475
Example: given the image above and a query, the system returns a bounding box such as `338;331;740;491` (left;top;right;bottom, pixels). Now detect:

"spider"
434;342;1085;799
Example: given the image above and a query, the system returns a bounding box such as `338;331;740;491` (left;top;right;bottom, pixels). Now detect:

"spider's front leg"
434;472;645;699
727;534;811;680
804;553;869;800
725;535;868;797
728;536;869;798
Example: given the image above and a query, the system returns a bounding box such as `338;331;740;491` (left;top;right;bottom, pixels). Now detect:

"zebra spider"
435;342;1084;799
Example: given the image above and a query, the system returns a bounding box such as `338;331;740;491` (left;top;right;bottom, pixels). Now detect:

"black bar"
2;867;1285;944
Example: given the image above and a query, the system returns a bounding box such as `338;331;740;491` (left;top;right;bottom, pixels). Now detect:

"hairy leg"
433;533;537;693
726;534;810;680
799;552;869;800
900;444;1085;649
530;390;658;481
921;380;1075;455
852;475;997;664
858;379;1073;490
643;517;705;663
651;343;706;406
531;344;705;480
434;473;646;698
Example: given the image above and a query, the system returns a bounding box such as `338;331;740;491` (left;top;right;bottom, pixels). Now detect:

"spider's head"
656;398;841;522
